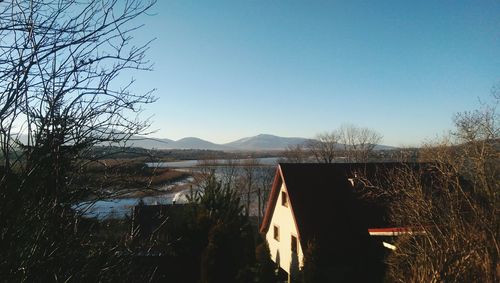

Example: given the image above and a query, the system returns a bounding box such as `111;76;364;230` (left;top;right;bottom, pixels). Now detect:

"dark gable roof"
260;162;418;247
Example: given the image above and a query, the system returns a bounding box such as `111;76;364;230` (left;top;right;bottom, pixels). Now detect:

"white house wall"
266;183;304;274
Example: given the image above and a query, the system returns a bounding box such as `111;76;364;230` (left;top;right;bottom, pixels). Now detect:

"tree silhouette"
0;0;156;281
187;174;256;283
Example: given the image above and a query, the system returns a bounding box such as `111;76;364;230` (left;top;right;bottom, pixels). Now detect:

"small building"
260;163;413;282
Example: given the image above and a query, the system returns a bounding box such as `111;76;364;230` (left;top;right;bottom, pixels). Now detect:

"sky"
123;0;500;146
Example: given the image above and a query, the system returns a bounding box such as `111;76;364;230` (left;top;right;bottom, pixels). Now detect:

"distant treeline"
90;146;285;161
1;145;418;165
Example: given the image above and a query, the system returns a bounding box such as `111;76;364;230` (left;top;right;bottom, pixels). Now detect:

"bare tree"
195;157;240;193
338;124;382;162
362;96;499;282
0;0;157;281
240;158;260;215
255;165;275;222
0;0;157;181
196;157;274;221
392;146;420;162
220;158;240;187
307;132;339;163
195;158;219;187
281;143;308;163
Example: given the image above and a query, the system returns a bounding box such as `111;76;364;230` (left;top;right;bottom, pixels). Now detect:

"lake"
145;157;281;168
74;190;194;220
74;177;195;220
76;157;280;219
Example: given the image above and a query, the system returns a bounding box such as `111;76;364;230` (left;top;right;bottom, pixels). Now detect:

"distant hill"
8;134;175;150
166;137;231;150
373;144;397;150
125;136;173;149
9;133;397;151
223;134;311;151
124;136;230;150
130;134;312;151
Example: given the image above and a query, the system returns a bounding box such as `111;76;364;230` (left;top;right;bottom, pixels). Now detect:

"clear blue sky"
125;0;499;146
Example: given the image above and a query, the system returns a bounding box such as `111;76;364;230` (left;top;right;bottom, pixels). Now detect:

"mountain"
167;137;231;150
125;136;173;149
9;133;397;151
373;144;397;150
129;136;229;150
128;134;311;151
224;134;311;151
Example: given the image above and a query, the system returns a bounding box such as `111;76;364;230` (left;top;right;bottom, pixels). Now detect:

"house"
260;163;417;282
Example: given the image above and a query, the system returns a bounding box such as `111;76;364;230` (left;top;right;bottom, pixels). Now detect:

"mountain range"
126;134;312;151
12;133;395;151
126;134;395;151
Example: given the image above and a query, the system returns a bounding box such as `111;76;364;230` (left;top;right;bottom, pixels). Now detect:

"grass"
79;158;192;197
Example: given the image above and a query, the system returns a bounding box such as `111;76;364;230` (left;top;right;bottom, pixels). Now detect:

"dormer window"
281;191;288;207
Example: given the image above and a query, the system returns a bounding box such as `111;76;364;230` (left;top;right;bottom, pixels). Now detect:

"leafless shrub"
358;96;499;282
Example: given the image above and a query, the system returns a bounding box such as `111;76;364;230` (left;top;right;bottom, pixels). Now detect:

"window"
281;191;288;207
273;225;280;241
291;235;298;253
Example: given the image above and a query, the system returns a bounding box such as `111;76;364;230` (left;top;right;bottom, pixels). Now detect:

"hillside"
223;134;311;151
166;137;231;150
10;133;396;151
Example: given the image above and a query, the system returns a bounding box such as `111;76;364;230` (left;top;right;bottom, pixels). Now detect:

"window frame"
281;191;288;207
291;234;298;254
273;225;280;241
